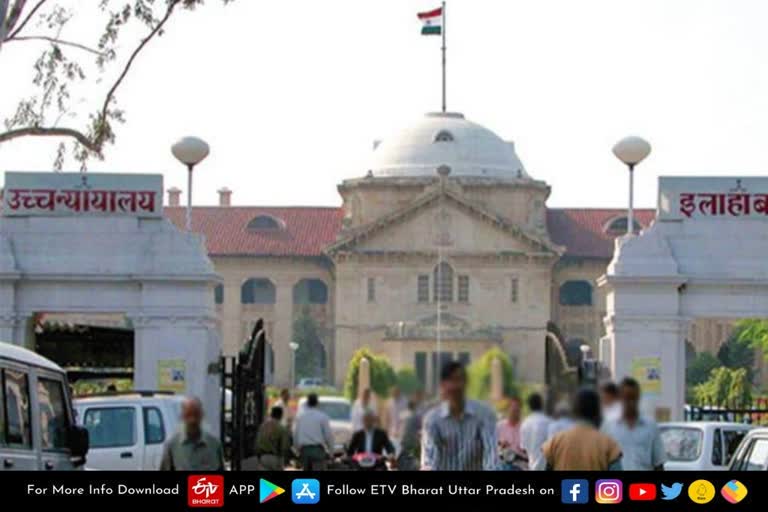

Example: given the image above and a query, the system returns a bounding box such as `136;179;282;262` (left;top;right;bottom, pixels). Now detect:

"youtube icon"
629;483;657;501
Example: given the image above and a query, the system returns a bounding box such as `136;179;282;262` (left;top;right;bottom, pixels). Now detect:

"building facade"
165;112;658;388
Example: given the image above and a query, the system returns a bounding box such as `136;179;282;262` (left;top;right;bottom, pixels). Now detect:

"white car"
660;421;752;470
729;427;768;471
74;392;186;470
297;395;352;454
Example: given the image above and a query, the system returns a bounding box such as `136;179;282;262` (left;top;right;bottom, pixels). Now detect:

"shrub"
396;367;422;395
466;347;518;401
343;348;396;400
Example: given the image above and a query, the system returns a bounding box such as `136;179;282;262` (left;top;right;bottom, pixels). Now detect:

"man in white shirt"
520;393;550;471
292;393;334;470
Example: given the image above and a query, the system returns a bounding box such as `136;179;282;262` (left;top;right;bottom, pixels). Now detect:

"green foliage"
718;332;755;381
686;351;720;387
693;367;752;406
71;379;132;396
735;319;768;361
466;347;518;401
396;367;422;395
292;306;325;380
343;348;396;400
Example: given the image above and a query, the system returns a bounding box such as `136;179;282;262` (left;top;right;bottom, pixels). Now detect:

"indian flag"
418;7;443;36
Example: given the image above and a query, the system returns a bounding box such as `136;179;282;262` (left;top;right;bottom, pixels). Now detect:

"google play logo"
259;479;286;504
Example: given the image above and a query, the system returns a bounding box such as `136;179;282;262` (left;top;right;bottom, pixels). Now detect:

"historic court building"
166;112;661;388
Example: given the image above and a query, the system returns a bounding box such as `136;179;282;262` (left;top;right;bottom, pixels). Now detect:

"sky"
3;0;768;209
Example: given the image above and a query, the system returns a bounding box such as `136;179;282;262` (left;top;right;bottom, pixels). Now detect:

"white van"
0;342;89;470
74;392;185;470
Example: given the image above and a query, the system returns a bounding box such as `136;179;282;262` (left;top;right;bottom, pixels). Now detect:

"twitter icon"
661;483;683;500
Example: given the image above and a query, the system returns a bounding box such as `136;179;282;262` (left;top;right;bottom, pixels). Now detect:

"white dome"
369;112;528;179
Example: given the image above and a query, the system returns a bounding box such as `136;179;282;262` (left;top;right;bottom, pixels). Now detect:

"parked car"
297;378;324;390
297;395;352;454
73;391;185;470
660;421;751;470
0;341;89;470
728;427;768;471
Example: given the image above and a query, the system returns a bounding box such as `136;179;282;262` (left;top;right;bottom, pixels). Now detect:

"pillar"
358;357;371;399
490;356;503;401
273;277;294;387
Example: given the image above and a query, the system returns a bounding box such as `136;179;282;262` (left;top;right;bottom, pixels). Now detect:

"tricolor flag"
418;7;443;36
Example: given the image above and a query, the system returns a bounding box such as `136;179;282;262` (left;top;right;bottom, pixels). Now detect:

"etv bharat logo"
188;475;224;508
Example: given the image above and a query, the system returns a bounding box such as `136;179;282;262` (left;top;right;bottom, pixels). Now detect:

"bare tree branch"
0;126;97;151
92;0;181;149
4;0;31;37
5;34;105;55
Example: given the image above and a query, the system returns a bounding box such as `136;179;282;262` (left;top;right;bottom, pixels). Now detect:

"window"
367;277;375;303
559;280;593;306
711;428;723;466
143;407;165;445
458;275;470;303
723;429;747;466
659;426;703;462
214;284;224;305
83;407;136;448
604;216;642;235
433;130;455;143
3;369;32;447
510;277;519;303
417;275;430;303
742;439;768;471
433;262;454;302
241;278;276;304
293;279;329;304
37;378;69;450
247;215;282;231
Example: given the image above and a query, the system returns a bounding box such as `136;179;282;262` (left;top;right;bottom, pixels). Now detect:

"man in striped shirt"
421;361;498;470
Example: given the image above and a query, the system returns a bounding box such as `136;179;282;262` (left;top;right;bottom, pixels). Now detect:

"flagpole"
441;1;447;112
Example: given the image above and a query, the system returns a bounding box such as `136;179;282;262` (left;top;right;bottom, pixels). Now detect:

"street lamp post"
612;136;651;235
171;136;210;231
289;342;299;389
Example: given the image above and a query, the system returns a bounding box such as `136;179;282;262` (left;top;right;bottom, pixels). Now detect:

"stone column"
272;277;295;387
358;357;371;398
0;312;32;347
490;356;503;401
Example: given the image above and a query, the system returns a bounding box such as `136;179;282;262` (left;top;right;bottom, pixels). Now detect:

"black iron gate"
685;399;768;425
220;319;271;470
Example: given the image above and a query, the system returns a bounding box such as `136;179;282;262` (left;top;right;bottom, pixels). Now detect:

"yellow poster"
631;357;661;394
157;359;186;393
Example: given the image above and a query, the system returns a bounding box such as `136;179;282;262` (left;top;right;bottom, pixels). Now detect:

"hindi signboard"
2;172;162;218
658;176;768;221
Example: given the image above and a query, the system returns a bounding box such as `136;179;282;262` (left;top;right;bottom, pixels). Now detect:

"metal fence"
685;398;768;425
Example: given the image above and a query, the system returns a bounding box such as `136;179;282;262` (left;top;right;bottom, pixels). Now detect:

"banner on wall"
157;359;186;393
631;356;662;395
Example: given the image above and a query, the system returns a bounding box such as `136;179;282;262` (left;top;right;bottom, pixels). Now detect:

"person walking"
293;393;334;470
547;400;575;439
540;388;623;471
254;406;291;470
160;397;224;471
421;361;497;471
497;397;524;461
273;388;294;429
599;381;622;422
519;393;550;471
602;377;666;471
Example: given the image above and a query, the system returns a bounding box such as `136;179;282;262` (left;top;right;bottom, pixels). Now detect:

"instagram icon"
595;480;623;504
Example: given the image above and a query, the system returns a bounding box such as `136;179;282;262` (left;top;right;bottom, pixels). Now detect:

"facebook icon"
561;480;589;504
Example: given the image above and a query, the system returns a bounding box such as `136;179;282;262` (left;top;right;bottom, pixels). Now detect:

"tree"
292;306;325;381
395;367;421;396
343;347;396;401
735;319;768;361
686;351;720;388
718;332;755;381
693;367;752;407
1;0;233;169
466;347;518;401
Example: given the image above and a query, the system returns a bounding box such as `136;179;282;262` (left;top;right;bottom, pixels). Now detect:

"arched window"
433;262;454;302
214;284;224;305
433;130;455;143
559;280;593;306
604;216;642;235
247;215;283;231
241;278;276;304
293;279;328;305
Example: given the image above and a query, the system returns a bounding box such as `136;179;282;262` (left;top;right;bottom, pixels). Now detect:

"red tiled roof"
164;207;344;257
547;208;656;259
164;206;656;260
